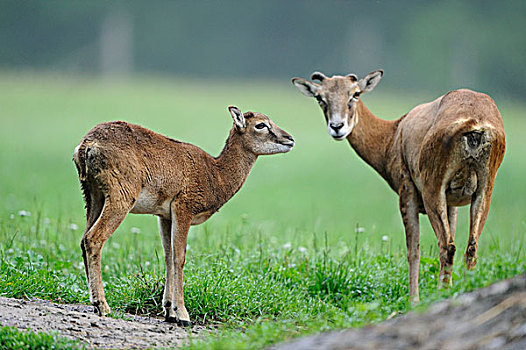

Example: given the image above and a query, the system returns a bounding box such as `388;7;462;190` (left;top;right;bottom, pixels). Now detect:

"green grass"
0;326;85;350
0;72;525;349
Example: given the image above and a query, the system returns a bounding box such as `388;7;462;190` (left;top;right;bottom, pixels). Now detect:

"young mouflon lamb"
73;106;294;325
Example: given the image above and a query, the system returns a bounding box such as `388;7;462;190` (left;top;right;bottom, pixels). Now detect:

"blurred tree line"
0;0;524;97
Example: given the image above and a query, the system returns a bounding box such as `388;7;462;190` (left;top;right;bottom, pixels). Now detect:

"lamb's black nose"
284;135;294;143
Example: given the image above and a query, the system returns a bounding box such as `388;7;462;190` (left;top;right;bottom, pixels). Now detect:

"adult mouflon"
73;106;294;325
292;70;505;303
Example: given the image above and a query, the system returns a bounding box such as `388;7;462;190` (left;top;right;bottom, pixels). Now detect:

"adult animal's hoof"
165;315;178;323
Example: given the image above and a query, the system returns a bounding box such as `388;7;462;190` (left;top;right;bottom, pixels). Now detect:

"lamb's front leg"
171;208;192;327
159;217;176;322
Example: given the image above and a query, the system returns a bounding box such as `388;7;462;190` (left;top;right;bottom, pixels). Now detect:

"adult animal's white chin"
329;130;350;141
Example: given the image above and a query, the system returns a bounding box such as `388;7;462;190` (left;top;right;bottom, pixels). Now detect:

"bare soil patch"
0;298;208;349
272;274;526;350
2;275;526;349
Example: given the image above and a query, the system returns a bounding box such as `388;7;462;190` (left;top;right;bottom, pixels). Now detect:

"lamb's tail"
73;143;88;180
72;142;94;215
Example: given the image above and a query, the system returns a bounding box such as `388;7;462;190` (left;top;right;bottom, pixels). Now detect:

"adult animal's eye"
255;123;267;130
317;98;327;109
353;91;361;98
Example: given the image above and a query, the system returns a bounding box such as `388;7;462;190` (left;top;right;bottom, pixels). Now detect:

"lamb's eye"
353;91;361;98
255;123;266;130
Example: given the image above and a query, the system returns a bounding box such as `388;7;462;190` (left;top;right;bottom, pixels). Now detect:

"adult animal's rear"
292;71;505;302
73;106;294;325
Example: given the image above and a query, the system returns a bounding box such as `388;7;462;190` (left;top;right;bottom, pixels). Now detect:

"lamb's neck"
213;128;258;202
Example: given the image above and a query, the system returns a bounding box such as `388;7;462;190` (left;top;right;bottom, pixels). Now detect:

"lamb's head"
292;70;383;140
228;106;294;155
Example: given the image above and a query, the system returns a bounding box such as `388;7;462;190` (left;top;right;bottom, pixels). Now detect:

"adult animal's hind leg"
422;187;456;287
465;130;505;270
448;206;458;241
81;194;131;316
465;171;496;270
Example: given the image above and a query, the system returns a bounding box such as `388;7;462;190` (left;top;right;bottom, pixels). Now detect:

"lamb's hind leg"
80;180;104;285
81;193;131;316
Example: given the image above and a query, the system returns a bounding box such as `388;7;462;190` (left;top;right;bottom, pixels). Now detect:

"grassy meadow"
0;72;525;349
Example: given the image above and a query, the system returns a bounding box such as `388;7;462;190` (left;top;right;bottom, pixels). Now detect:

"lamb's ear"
291;78;319;97
228;106;246;129
358;70;383;92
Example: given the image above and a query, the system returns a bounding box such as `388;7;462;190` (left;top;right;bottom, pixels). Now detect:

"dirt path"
271;274;526;350
2;275;526;349
0;298;208;349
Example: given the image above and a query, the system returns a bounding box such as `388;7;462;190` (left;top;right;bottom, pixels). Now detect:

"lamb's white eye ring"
255;123;267;130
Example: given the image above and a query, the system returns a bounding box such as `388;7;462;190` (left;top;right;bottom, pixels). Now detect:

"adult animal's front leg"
399;174;421;304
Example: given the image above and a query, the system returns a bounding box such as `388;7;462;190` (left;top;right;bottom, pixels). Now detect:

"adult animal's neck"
347;100;398;186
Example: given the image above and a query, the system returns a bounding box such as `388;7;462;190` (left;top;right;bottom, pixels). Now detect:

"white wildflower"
145;261;151;267
355;226;365;233
18;210;31;217
43;218;51;226
130;227;141;234
68;223;79;231
298;246;307;253
282;242;292;249
10;214;14;219
382;235;389;242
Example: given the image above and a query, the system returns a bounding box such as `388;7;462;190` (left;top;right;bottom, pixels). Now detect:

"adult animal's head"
292;70;383;140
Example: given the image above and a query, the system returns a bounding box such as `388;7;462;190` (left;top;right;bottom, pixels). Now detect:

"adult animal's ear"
228;106;246;130
346;73;358;82
291;77;319;97
358;70;384;93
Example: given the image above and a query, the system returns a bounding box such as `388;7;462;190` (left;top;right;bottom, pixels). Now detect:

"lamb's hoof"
409;296;420;306
177;319;192;327
93;301;111;317
165;315;191;327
